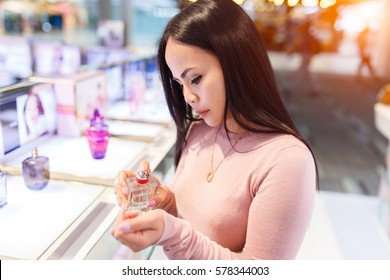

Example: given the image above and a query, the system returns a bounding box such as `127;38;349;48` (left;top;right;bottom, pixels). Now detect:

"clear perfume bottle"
22;147;50;190
126;171;157;212
85;108;110;159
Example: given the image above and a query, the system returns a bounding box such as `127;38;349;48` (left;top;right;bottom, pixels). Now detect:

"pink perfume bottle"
126;170;157;212
22;147;50;190
85;108;110;159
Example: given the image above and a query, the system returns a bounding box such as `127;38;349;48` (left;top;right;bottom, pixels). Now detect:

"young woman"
111;0;317;260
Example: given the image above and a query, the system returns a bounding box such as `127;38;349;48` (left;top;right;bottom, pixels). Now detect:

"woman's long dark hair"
157;0;318;186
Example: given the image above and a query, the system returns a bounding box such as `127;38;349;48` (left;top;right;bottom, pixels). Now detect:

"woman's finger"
147;184;169;208
139;160;151;173
111;208;140;235
119;209;164;233
114;170;136;206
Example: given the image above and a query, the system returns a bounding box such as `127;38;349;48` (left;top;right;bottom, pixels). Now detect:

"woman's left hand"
111;208;165;252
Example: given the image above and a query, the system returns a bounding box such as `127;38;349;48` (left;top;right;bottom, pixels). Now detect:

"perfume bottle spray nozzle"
89;108;107;130
32;147;38;159
135;171;150;184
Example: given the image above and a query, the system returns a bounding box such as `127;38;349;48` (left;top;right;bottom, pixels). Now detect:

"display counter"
0;174;156;260
0;122;175;186
0;136;145;186
0;123;176;260
3;167;388;260
0;176;108;259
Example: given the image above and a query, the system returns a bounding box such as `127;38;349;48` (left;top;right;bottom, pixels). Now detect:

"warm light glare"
337;2;384;33
287;0;299;7
319;0;336;9
302;0;318;7
187;0;245;4
274;0;284;6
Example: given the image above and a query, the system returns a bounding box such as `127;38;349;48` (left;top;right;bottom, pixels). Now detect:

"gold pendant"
206;172;214;182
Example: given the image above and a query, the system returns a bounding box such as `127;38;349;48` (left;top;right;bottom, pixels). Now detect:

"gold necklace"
206;128;243;183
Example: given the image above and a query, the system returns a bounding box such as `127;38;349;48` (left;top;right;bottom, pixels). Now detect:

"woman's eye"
190;75;202;85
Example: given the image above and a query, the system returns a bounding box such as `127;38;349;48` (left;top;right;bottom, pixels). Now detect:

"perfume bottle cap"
32;147;38;159
90;108;106;130
135;171;149;184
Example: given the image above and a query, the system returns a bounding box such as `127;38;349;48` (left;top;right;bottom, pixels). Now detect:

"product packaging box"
29;70;108;136
0;81;56;160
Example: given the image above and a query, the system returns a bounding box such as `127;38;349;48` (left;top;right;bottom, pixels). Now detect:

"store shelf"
0;176;106;259
106;100;172;126
0;135;147;186
106;120;165;142
0;123;176;260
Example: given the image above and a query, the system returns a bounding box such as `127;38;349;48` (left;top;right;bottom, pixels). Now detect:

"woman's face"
165;37;228;128
25;95;40;121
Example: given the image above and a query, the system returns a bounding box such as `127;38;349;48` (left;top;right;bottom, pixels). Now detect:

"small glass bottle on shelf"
22;147;50;190
85;108;110;159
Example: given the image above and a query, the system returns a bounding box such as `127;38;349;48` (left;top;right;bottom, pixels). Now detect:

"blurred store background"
1;0;389;194
0;0;389;196
1;0;388;56
1;0;390;259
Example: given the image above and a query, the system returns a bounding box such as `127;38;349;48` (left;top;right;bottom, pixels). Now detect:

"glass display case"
0;72;176;260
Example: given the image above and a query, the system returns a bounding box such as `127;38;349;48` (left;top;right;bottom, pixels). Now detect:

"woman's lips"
195;110;208;118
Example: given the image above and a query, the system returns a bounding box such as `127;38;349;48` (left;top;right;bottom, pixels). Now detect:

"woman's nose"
183;86;198;104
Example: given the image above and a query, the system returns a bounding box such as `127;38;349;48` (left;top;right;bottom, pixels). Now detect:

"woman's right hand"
114;160;176;215
114;169;136;209
114;160;161;209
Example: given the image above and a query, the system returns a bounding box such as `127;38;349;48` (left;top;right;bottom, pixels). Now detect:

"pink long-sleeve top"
156;121;316;259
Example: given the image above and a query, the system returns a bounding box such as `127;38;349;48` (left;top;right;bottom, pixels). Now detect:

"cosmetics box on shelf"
0;81;146;186
0;36;33;79
28;70;109;137
105;56;173;126
1;79;176;186
0;81;57;159
28;67;168;142
31;40;82;77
